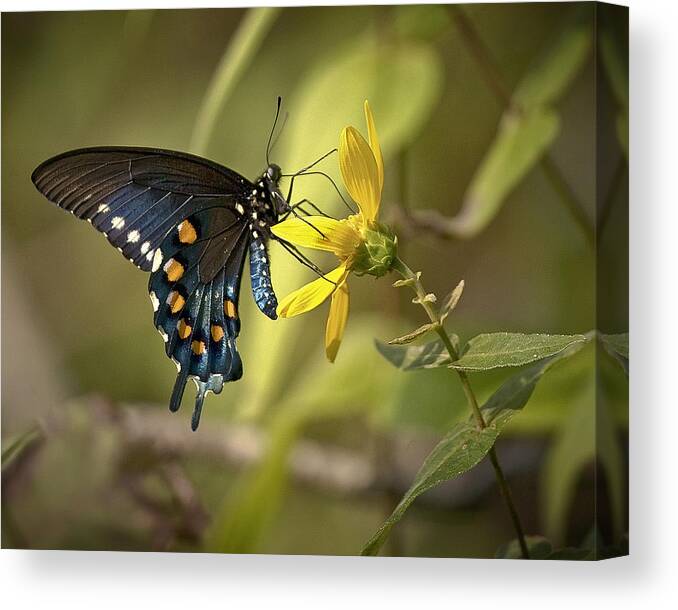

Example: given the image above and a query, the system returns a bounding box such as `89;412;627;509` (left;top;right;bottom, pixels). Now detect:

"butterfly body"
32;147;290;429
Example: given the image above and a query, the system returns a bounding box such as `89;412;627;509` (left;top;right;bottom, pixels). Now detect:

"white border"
3;0;678;608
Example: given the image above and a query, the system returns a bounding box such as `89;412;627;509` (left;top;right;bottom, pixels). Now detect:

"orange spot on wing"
164;258;184;282
167;291;185;314
191;340;206;355
178;220;197;244
210;324;225;342
224;299;237;318
177;318;192;339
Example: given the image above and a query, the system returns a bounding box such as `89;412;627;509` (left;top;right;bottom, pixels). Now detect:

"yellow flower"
272;100;390;362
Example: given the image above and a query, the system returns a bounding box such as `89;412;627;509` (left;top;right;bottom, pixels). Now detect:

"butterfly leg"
290;199;335;219
286;173;297;204
281;208;328;239
294;171;355;214
274;238;337;285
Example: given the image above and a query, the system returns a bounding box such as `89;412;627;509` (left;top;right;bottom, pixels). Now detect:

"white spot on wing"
149;291;159;312
141;241;151;254
235;203;245;215
111;216;125;230
152;249;163;272
158;327;168;342
127;230;140;243
97;204;110;214
146;249;154;262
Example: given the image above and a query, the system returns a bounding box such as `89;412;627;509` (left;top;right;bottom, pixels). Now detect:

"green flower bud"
351;222;398;278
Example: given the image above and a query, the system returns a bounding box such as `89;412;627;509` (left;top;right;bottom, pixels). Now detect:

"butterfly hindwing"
149;206;250;430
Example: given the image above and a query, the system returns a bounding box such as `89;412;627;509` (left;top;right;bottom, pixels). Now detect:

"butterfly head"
258;163;290;219
265;163;282;184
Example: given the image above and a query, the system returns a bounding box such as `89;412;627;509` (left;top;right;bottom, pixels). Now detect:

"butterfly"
31;129;332;430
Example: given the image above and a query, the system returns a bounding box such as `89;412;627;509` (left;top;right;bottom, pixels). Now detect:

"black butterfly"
31;138;330;430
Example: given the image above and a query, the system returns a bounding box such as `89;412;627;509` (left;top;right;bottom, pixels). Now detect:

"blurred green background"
2;3;628;557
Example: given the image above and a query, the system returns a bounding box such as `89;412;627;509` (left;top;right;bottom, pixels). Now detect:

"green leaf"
285;35;444;184
362;345;585;556
513;22;592;109
599;332;629;375
495;536;552;559
450;332;589;372
481;341;588;424
2;424;44;472
375;337;459;371
428;21;591;239
447;109;560;238
388;323;439;345
361;418;500;556
439;280;465;323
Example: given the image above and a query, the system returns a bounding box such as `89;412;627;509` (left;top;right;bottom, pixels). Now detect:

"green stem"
391;256;530;559
190;7;281;155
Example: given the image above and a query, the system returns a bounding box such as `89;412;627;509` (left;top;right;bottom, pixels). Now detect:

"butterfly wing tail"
191;376;224;431
170;368;190;413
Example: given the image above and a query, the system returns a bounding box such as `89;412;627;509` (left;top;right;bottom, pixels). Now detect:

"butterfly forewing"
31;147;252;271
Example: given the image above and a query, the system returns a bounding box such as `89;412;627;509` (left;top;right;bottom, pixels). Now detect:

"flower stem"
391;256;530;559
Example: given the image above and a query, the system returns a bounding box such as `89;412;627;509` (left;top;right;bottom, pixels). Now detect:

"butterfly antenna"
284;148;337;178
276;239;337;285
266;96;283;166
269;111;289;157
295;170;355;214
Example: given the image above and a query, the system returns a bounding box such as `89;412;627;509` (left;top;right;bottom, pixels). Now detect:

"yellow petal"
339;126;381;223
364;100;383;199
271;216;359;258
325;279;349;363
276;265;347;318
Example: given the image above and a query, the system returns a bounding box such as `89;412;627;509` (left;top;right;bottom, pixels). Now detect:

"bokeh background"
2;3;628;557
